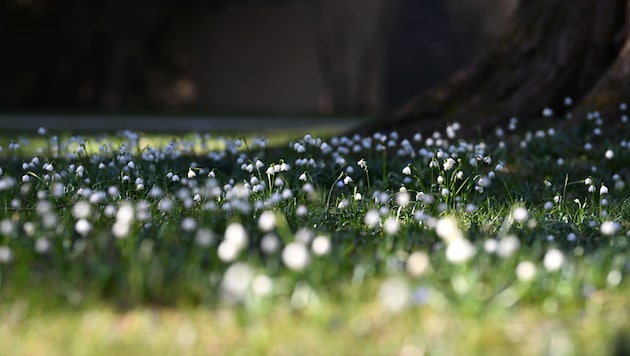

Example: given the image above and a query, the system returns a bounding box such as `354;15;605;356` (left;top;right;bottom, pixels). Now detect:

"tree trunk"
353;0;630;137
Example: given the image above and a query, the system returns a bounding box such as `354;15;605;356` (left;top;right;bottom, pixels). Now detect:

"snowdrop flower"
600;221;621;236
543;249;564;272
443;158;456;171
383;217;400;235
364;210;380;228
516;261;537;282
337;199;349;209
402;166;412;175
600;185;609;195
296;205;308;217
512;207;529;222
282;242;310;271
225;223;248;250
181;217;197;232
220;262;253;304
75;219;92;236
72;201;92;220
217;241;240;262
311;235;331;256
395;190;409;206
484;239;498;254
406;251;430;277
446;238;475;264
0;246;12;263
261;233;280;254
187;168;196;179
258;211;276;232
435;216;464;243
497;235;520;258
251;274;273;297
357;159;367;170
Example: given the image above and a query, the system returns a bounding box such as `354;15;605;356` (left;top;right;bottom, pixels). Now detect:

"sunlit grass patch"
1;106;630;352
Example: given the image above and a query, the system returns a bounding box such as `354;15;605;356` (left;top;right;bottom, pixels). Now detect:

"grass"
1;109;630;354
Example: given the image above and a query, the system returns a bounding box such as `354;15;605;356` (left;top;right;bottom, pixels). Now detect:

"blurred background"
0;0;517;130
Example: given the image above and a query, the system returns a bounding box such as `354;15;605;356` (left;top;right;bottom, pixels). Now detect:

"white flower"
72;201;91;219
497;235;520;258
224;223;248;250
181;217;197;232
217;241;240;262
605;149;614;159
516;261;536;282
396;192;410;207
296;205;308;217
258;211;276;232
187;168;196;179
383;217;400;235
220;262;253;304
435;216;463;243
357;159;367;170
484;239;498;253
402;166;412;175
600;221;621;236
600;185;609;195
446;238;475;264
512;207;529;222
0;246;12;263
406;251;430;277
443;158;456;171
261;233;280;254
282;242;310;271
543;249;564;272
311;235;331;256
364;210;380;228
251;274;273;297
75;219;92;236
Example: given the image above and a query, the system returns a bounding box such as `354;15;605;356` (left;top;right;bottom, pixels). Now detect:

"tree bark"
353;0;630;137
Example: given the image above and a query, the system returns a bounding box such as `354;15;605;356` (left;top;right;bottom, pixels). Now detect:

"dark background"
0;0;517;117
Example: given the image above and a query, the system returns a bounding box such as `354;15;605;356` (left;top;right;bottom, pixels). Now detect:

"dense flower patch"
0;105;629;314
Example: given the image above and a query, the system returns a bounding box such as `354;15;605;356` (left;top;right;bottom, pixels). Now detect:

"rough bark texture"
353;0;630;138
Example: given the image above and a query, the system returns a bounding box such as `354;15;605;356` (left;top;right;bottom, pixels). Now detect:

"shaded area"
0;0;514;117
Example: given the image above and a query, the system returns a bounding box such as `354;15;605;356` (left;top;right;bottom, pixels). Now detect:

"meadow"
1;105;630;355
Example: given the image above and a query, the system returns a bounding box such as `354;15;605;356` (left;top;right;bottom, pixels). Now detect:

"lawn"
1;108;630;355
